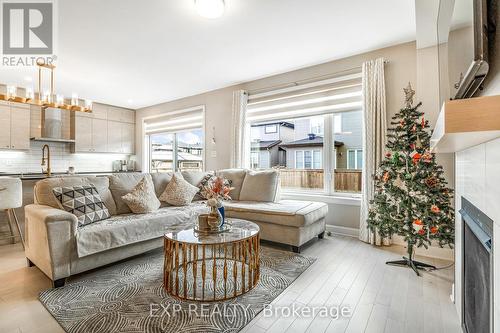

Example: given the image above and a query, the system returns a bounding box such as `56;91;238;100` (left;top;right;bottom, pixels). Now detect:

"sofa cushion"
224;200;327;227
34;176;117;215
53;184;111;227
181;170;213;200
121;176;161;213
216;169;246;200
159;174;199;206
75;202;209;257
239;170;280;202
108;173;148;214
150;172;183;198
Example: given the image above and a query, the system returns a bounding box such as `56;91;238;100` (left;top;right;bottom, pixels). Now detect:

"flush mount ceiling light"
195;0;225;19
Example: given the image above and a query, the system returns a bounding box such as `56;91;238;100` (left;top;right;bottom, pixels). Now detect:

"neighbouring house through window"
246;71;363;194
144;106;205;173
347;148;363;169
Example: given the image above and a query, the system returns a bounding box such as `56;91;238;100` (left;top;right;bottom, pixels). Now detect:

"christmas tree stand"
386;245;436;276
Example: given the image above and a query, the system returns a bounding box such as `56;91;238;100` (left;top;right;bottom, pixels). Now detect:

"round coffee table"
163;219;260;302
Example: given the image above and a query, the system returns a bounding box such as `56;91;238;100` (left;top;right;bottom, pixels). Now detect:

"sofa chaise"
24;169;327;287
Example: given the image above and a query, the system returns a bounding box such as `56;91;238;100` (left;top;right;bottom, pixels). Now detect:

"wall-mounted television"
448;0;496;99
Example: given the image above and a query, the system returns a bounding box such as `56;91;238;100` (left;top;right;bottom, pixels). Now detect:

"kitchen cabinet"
74;116;108;152
0;101;30;150
73;103;135;154
107;121;135;154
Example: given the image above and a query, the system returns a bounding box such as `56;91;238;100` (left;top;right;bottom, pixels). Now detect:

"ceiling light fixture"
195;0;225;19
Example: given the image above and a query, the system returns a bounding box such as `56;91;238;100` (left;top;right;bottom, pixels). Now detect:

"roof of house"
279;135;344;148
251;140;282;150
250;121;295;129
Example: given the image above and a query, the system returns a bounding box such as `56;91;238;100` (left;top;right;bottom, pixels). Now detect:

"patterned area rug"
39;246;315;333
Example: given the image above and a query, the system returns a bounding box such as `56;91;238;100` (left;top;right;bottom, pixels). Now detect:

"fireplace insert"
460;197;493;333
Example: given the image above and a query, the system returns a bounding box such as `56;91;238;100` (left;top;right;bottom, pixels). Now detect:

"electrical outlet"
211;151;217;158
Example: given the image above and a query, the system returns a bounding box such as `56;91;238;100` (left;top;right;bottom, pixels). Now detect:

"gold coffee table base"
164;233;260;302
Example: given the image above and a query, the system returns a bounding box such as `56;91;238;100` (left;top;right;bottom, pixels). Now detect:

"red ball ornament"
412;153;421;164
418;229;426;235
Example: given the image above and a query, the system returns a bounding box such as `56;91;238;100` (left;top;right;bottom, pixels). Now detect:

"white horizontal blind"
144;106;204;135
247;71;362;122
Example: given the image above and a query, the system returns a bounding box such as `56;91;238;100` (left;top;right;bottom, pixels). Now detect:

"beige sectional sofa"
24;169;327;287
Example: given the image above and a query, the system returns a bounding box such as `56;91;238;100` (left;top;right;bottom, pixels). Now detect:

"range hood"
30;107;75;143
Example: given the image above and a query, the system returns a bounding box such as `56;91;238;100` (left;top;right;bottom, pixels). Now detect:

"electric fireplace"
460;197;493;333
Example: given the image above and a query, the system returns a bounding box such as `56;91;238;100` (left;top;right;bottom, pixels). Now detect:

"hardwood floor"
0;235;460;333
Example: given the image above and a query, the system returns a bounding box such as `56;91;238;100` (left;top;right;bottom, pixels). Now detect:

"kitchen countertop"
0;171;141;180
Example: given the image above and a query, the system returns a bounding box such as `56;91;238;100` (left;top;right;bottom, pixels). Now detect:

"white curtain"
359;58;390;246
230;90;249;168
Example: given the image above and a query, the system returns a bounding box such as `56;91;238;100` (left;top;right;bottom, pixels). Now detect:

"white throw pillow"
239;169;280;202
121;176;161;213
159;174;199;206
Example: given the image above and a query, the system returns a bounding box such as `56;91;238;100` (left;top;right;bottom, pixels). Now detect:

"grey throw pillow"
53;184;110;227
121;176;161;214
159;174;199;206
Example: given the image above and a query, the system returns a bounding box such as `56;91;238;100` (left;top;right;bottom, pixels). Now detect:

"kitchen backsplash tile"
0;141;134;174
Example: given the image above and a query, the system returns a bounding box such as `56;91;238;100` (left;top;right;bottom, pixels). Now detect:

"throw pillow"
53;184;111;227
121;176;161;213
239;169;281;202
159;174;199;206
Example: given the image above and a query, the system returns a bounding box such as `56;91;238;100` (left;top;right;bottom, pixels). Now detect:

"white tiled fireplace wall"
0;141;132;174
454;138;500;330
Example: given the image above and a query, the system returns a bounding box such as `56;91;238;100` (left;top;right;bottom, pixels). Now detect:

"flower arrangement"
200;176;234;208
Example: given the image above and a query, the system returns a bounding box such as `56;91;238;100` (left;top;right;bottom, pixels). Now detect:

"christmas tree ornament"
385;152;392;158
431;205;440;213
416;136;422;149
367;86;454;276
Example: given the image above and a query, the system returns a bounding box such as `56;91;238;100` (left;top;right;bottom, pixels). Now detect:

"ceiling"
0;0;417;109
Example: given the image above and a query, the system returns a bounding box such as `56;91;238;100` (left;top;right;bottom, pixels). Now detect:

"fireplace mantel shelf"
430;95;500;153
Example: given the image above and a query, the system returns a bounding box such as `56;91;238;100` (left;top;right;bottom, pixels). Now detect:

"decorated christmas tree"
367;83;454;276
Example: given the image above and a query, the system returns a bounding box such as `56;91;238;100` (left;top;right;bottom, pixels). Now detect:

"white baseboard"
326;225;359;238
391;237;454;261
325;225;454;261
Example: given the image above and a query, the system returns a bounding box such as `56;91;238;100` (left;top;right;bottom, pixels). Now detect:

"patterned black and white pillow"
53;184;110;227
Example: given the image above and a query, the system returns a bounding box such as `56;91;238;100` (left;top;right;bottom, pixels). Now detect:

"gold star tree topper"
403;82;415;108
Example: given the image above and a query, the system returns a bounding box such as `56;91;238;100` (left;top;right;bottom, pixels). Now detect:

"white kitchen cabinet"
107;106;135;123
121;122;135;154
74;116;93;152
0;102;30;150
73;104;135;154
107;120;122;153
10;104;31;150
107;120;135;154
92;119;108;152
0;103;11;149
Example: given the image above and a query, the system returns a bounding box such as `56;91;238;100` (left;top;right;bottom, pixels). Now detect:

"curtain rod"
247;59;389;96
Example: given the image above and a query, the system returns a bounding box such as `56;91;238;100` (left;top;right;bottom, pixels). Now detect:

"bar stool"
0;177;24;249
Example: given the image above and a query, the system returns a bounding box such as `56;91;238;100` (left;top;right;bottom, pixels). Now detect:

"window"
144;106;204;173
246;71;363;194
250;151;260;169
310;117;324;135
265;124;277;133
150;129;204;173
347;149;363;169
333;114;342;134
313;150;321;169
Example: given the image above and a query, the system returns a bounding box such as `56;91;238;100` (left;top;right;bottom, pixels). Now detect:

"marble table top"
164;219;259;245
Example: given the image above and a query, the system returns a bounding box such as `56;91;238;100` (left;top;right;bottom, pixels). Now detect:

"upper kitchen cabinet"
0;101;30;150
72;103;135;154
107;106;135;123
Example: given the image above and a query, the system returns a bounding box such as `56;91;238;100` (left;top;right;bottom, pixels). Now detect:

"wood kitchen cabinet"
107;120;135;154
0;101;30;150
73;103;135;154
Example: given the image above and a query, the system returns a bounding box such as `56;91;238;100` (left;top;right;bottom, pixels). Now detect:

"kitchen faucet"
41;144;51;177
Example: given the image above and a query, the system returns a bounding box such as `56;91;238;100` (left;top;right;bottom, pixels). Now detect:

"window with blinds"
144;106;205;173
246;72;363;195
